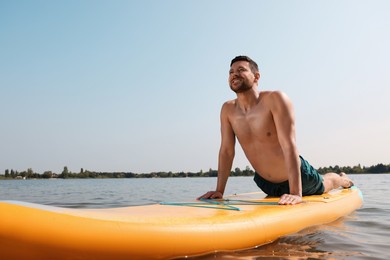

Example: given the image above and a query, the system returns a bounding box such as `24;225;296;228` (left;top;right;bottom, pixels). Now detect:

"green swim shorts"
253;156;325;196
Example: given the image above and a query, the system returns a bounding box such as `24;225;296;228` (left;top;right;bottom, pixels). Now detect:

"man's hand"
197;191;223;200
278;194;302;205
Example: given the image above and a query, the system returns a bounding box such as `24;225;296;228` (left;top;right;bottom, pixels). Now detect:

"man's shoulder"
263;90;294;114
222;99;237;108
261;90;291;105
262;90;287;99
220;99;237;117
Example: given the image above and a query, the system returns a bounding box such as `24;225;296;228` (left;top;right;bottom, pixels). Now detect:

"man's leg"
322;172;354;193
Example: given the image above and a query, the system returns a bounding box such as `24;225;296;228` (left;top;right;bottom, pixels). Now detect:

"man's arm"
198;103;235;200
270;91;302;205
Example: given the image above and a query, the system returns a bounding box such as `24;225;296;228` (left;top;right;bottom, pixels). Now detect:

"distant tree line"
317;163;390;174
1;163;389;180
1;166;255;179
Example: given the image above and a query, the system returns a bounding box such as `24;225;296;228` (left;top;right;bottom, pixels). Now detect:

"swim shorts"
253;156;324;196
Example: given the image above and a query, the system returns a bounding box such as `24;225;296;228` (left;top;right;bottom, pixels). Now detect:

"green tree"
368;163;388;173
207;168;218;177
61;166;69;179
42;171;53;178
352;164;364;173
27;168;34;179
20;171;27;178
233;167;242;176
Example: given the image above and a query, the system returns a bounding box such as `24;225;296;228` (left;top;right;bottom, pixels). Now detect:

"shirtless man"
198;56;353;205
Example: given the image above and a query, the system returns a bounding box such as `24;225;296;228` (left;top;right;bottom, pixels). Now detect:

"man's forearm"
216;152;234;194
284;149;302;196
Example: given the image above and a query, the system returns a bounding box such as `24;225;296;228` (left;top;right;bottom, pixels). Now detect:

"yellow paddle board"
0;187;362;259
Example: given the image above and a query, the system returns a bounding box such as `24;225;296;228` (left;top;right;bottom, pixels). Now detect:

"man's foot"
339;172;354;188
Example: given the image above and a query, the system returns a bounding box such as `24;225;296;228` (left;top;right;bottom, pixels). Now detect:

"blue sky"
1;0;389;174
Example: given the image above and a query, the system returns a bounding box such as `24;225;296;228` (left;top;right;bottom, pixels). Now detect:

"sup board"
0;187;362;260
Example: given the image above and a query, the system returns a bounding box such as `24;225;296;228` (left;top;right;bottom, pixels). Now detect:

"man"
198;56;353;205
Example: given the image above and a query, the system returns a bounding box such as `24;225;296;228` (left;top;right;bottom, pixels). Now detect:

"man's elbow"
219;148;235;161
279;138;298;153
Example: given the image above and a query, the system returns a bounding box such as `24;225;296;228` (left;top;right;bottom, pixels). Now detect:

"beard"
230;80;252;93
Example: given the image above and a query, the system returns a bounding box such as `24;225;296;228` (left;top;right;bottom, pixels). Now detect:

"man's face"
228;61;258;93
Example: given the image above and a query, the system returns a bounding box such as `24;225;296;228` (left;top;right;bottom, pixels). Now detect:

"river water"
0;174;389;259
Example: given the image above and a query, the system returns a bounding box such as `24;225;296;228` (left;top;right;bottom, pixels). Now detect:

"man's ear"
255;72;260;82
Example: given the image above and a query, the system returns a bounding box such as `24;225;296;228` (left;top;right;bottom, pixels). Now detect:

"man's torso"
226;91;290;182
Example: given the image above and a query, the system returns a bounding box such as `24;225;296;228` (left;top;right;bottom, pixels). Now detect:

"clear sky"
1;0;389;174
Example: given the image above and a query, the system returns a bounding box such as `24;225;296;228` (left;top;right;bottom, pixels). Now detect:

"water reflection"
186;217;364;260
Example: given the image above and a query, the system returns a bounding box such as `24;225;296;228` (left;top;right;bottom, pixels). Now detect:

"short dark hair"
230;56;259;74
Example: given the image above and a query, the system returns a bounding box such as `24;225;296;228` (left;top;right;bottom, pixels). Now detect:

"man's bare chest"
229;109;277;142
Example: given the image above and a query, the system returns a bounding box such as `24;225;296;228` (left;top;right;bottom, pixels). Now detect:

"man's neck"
236;88;260;113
